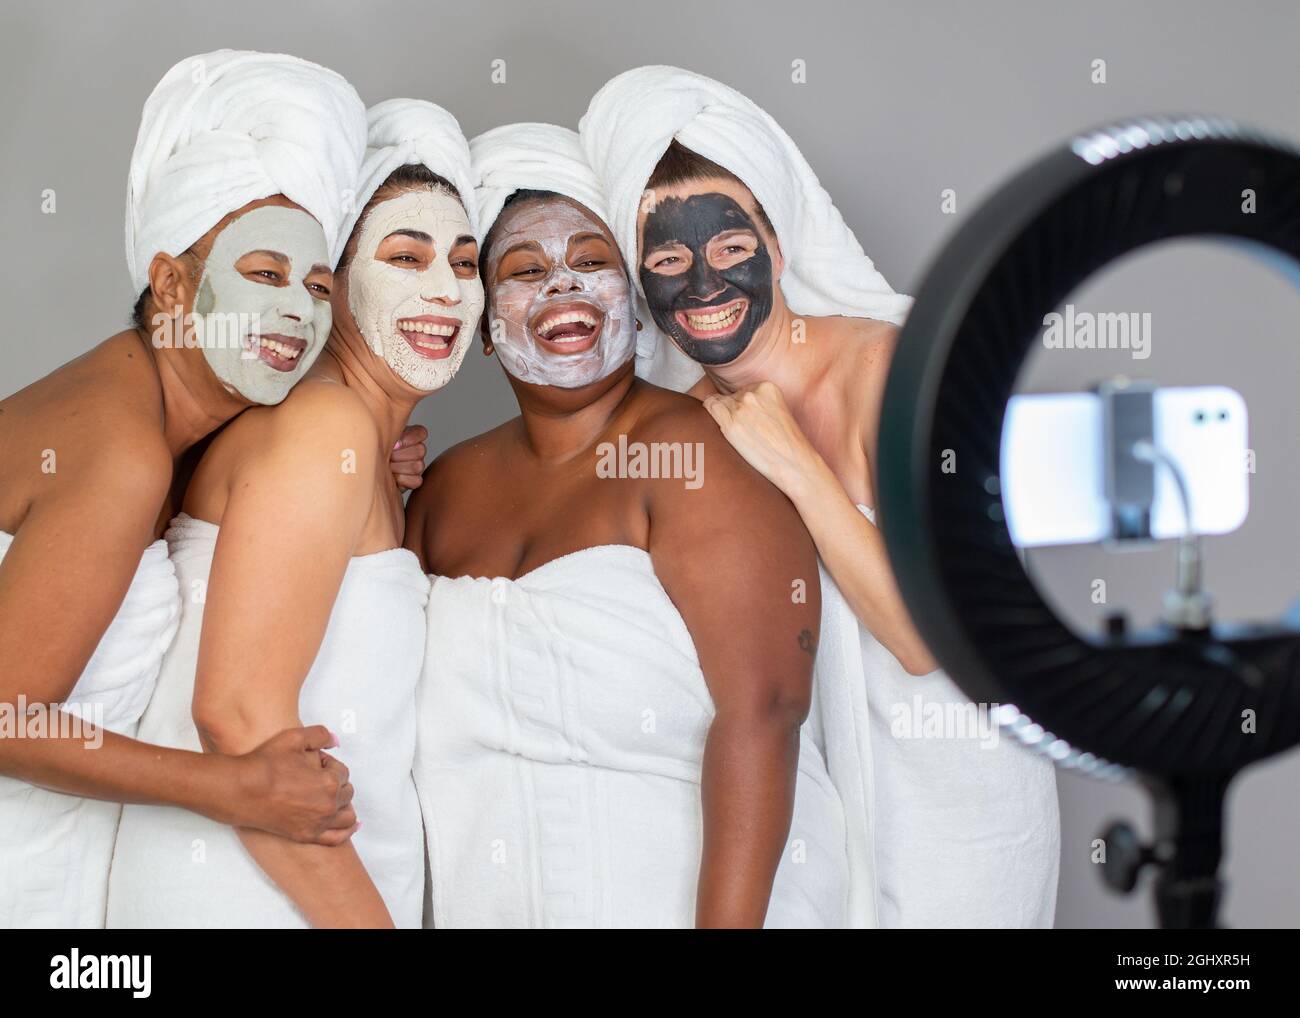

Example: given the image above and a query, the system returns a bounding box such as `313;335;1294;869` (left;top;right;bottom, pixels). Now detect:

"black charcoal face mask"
639;192;773;365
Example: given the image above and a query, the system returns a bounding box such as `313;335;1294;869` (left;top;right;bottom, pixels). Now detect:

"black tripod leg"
1147;773;1231;929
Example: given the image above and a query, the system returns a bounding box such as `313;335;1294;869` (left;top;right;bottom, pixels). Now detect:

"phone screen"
1000;386;1249;547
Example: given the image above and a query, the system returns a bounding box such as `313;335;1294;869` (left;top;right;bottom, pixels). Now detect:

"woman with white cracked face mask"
405;124;865;929
107;100;482;929
0;50;367;930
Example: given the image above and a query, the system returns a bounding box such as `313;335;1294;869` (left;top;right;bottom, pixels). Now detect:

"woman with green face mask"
0;50;367;929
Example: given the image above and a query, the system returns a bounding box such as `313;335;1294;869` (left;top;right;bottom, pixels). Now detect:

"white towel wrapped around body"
340;98;479;245
126;48;367;290
852;505;1059;928
416;544;867;928
578;64;913;390
0;532;180;928
106;515;428;928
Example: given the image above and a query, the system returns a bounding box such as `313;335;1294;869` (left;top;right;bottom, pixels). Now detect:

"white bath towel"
126;49;367;291
853;506;1059;928
470;122;610;240
806;563;882;927
0;532;180;928
578;65;913;390
340;98;478;246
106;515;428;928
416;544;867;928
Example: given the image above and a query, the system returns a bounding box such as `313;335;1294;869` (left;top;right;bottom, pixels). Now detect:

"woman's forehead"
368;188;471;236
647;173;756;211
495;195;613;249
195;194;315;258
638;175;768;245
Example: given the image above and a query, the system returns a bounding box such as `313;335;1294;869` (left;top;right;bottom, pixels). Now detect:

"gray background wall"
2;0;1296;927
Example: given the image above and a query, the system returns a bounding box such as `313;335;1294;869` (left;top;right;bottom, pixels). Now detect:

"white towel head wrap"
469;123;636;388
125;49;367;294
470;122;610;240
340;98;478;245
579;65;912;387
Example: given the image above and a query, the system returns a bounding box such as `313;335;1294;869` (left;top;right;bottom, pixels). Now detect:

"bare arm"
0;443;356;841
784;460;937;674
191;388;392;928
704;380;938;675
0;447;211;799
401;460;430;572
646;406;820;928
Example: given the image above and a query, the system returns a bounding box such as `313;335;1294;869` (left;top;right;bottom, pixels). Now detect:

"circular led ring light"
879;117;1300;778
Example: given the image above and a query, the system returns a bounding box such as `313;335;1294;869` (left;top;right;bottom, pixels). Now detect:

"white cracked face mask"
486;197;636;389
192;205;332;405
346;188;484;392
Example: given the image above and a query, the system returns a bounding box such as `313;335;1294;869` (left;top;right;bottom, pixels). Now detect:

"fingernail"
393;440;401;450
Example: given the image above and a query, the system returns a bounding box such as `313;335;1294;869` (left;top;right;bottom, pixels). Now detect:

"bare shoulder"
630;381;797;509
636;381;820;623
436;417;518;467
628;381;727;448
40;333;165;436
411;418;518;515
188;379;382;530
826;317;899;446
40;332;164;418
6;333;172;500
274;376;376;442
224;376;380;462
836;316;900;382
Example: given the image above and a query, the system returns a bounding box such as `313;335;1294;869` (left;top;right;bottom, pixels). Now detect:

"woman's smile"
396;314;461;360
676;297;748;341
528;299;605;356
250;332;308;372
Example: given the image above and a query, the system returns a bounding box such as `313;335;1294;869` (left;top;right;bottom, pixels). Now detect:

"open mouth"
529;301;605;356
397;315;461;360
252;333;308;372
675;298;748;341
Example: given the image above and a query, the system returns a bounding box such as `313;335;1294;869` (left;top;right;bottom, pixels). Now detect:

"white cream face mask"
192;205;332;405
486;198;636;389
346;188;484;392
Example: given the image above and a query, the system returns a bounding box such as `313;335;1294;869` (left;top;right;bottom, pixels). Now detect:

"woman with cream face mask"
406;124;858;929
0;51;367;929
107;100;482;929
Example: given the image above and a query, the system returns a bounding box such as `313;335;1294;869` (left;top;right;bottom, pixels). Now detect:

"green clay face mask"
192;205;332;405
